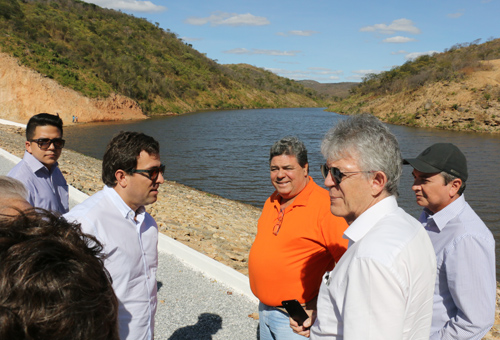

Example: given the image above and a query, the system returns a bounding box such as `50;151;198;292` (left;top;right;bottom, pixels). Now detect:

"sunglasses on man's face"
30;138;65;150
130;164;166;181
320;164;373;185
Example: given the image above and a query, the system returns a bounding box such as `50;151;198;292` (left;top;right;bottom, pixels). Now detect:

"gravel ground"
156;251;259;339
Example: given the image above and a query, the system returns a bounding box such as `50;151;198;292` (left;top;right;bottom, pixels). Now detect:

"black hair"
102;131;160;187
26;113;63;140
0;209;119;340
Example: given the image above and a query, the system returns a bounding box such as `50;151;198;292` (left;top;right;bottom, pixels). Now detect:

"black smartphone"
281;299;309;326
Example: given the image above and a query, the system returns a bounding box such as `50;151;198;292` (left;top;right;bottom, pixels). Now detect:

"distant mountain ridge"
297;80;358;99
0;0;326;120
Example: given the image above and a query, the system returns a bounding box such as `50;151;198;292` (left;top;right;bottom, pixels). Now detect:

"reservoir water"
65;108;500;273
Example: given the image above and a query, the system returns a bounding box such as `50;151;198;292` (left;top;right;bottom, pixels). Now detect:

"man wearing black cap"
404;143;495;339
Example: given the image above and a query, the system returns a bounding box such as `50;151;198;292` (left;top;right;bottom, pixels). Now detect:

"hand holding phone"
282;299;309;326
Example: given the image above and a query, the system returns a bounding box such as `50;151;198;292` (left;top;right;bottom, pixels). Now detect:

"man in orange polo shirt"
249;136;348;340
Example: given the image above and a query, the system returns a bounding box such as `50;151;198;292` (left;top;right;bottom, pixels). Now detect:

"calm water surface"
65;108;500;274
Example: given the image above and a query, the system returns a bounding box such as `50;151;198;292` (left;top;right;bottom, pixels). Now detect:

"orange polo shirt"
248;177;348;307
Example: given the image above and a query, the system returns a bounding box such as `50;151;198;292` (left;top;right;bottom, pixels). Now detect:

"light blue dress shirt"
420;195;496;340
7;151;68;213
64;186;158;340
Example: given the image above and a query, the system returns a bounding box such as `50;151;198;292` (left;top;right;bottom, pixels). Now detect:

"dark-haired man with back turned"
65;131;165;340
7;113;68;213
0;209;119;340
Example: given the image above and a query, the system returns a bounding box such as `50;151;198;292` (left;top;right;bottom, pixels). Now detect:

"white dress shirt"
64;186;158;340
311;196;436;340
420;195;496;340
8;151;69;213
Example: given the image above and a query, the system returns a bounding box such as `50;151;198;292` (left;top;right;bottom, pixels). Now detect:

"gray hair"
269;137;308;170
321;114;402;196
440;171;466;195
0;176;28;200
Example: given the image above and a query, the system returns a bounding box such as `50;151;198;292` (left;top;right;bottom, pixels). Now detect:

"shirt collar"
421;195;466;232
344;195;399;244
23;151;57;174
270;176;315;210
103;185;146;222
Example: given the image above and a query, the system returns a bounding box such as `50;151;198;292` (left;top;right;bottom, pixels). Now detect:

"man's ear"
449;178;462;197
371;171;388;196
25;140;32;154
115;170;128;188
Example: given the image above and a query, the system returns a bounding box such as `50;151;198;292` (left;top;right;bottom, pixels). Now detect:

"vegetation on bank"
351;38;500;96
329;38;500;133
0;0;325;115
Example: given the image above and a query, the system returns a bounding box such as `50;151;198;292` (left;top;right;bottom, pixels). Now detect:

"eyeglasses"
29;138;65;150
273;209;285;236
320;164;374;185
130;164;165;181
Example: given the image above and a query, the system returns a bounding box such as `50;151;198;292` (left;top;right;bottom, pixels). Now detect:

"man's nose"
156;172;165;184
324;171;335;188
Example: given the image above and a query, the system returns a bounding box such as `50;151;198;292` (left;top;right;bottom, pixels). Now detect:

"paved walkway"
0;146;259;339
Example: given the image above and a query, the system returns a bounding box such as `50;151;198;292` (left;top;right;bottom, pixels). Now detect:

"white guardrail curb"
0;122;257;303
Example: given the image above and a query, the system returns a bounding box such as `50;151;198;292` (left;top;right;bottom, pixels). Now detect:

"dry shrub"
460;66;475;76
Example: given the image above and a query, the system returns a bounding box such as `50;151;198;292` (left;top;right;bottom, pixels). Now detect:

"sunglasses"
30;138;65;150
273;209;285;236
320;164;374;185
130;164;165;181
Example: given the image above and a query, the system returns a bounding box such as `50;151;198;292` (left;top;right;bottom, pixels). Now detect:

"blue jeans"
258;302;306;340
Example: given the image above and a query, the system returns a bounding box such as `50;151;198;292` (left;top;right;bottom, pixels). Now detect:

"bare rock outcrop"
0;52;147;124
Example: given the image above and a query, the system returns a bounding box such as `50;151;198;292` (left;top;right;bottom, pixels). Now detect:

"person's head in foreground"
320;113;401;224
25;113;65;170
404;142;467;214
0;176;31;216
0;210;119;340
102;131;165;211
269;136;309;206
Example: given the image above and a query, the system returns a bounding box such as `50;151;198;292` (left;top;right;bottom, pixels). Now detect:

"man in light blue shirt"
8;113;68;213
404;143;496;339
65;131;165;340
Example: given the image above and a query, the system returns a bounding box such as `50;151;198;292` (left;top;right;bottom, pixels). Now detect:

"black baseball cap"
403;143;468;181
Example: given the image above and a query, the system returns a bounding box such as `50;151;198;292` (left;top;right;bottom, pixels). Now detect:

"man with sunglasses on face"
64;131;165;340
7;113;69;213
291;114;436;339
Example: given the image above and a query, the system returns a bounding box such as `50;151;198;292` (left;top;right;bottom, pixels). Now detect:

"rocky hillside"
329;38;500;133
332;59;500;133
0;0;323;120
0;52;146;124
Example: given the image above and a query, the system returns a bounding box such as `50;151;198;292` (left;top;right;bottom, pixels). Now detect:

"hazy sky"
84;0;499;83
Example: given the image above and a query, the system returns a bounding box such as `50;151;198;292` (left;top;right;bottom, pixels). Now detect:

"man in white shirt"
65;131;165;340
291;114;436;339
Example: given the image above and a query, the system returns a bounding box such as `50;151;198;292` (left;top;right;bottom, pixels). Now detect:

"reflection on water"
65;108;500;275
